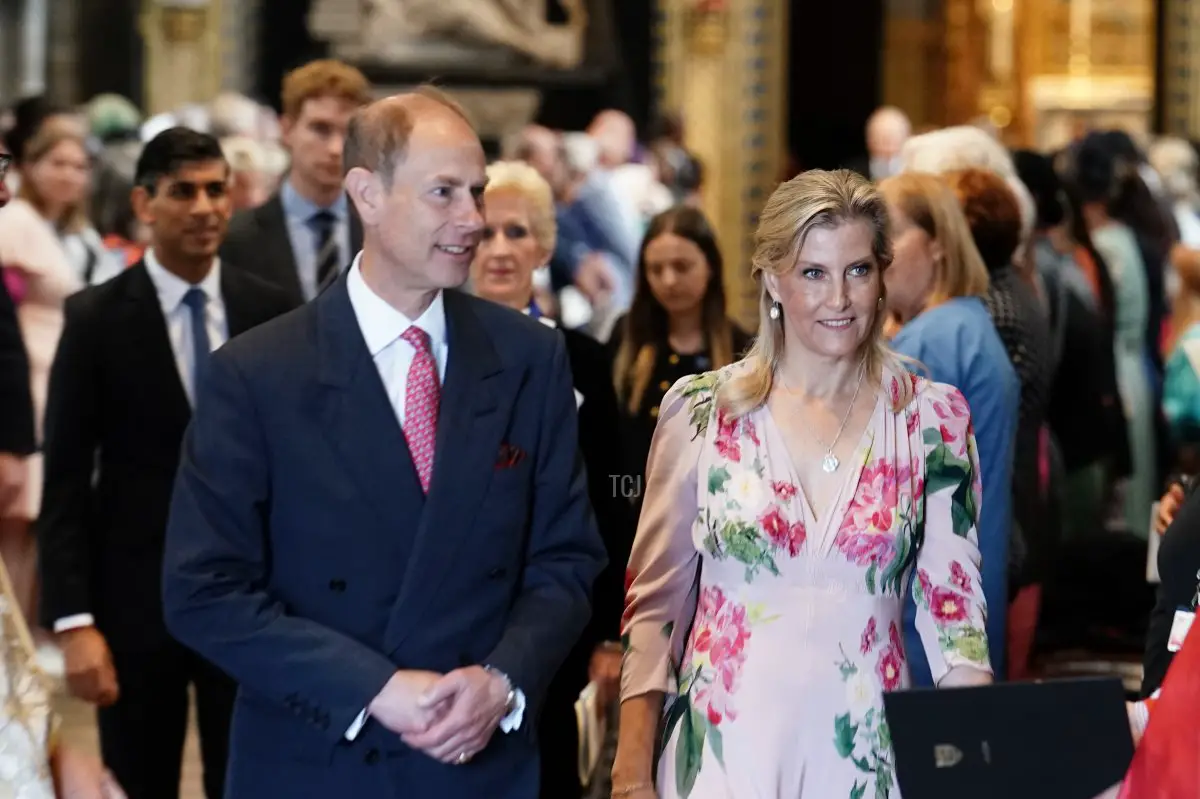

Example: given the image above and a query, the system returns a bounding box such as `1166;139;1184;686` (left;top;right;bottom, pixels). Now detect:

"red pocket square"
496;443;526;469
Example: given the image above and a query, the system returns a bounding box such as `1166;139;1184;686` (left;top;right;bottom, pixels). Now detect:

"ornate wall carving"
140;0;224;114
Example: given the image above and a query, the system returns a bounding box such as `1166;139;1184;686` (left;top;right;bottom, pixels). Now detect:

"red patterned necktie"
400;325;440;493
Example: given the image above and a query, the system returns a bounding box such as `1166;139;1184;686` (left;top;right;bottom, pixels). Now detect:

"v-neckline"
763;392;882;555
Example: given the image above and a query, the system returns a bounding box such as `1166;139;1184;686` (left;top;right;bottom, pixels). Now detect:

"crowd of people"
0;56;1198;799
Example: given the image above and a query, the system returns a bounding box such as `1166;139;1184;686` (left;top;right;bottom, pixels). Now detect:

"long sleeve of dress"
911;381;994;682
620;377;704;702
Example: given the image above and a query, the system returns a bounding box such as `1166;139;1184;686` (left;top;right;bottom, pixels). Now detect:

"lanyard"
527;300;542;320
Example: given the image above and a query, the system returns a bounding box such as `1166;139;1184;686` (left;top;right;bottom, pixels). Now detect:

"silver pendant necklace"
781;362;866;473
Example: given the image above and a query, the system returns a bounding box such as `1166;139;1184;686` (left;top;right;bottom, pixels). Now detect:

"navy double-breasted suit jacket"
162;274;606;798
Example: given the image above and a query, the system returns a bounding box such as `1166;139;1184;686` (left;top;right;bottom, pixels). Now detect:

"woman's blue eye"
849;264;870;277
802;268;823;280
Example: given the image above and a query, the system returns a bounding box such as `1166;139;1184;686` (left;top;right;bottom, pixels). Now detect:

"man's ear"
344;168;383;227
130;185;154;227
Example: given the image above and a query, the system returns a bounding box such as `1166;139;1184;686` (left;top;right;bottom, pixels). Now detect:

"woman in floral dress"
612;170;994;799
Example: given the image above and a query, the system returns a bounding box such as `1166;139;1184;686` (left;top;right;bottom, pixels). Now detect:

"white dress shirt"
343;253;525;740
53;251;228;634
144;250;229;406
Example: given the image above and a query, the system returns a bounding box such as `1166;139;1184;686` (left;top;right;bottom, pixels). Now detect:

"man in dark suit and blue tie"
39;128;296;798
162;87;607;798
221;60;371;305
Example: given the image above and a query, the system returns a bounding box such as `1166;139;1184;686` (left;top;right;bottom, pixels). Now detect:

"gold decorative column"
140;0;223;115
655;0;789;331
1164;0;1200;136
881;1;943;130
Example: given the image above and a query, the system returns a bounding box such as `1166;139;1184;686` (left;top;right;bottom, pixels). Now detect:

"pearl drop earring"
877;296;884;309
769;301;781;320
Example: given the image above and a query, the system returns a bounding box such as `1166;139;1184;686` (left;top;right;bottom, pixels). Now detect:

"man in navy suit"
162;87;606;798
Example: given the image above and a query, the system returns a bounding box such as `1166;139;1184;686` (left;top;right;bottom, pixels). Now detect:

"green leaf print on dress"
678;372;720;439
832;620;901;799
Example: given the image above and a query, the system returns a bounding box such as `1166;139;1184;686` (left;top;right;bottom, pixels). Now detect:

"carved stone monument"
306;0;612;141
309;0;587;70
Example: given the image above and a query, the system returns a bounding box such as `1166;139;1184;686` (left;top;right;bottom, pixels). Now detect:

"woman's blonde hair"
17;122;90;233
482;160;558;255
718;169;912;418
878;172;990;306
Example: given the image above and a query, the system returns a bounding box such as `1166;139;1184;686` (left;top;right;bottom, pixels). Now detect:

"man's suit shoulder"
218;297;312;365
222;200;275;259
223;264;297;317
63;265;134;319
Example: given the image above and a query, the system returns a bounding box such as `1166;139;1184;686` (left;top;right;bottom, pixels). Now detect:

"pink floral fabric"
620;364;992;798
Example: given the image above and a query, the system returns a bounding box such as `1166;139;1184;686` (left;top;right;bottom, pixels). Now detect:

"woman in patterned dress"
612;170;994;799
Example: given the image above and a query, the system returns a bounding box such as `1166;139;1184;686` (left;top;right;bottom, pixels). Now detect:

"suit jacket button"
329;579;347;593
365;748;380;765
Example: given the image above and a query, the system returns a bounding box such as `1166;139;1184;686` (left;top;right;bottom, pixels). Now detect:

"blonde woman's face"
767;219;880;361
884;205;938;324
472;189;546;310
29;139;90;212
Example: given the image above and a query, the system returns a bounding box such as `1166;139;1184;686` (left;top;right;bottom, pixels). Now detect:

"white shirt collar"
346;251;447;357
143;248;222;310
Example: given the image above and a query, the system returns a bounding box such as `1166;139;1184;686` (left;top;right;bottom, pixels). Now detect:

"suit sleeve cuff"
345;709;368;741
53;614;95;633
498;688;526;733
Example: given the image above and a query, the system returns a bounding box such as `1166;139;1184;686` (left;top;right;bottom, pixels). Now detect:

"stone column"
655;0;789;331
19;0;49;96
140;0;223;115
219;0;261;94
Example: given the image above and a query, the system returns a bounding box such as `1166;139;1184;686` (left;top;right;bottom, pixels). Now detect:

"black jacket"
38;261;295;652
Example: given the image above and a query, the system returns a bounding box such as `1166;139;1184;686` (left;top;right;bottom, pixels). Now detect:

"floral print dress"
619;363;992;799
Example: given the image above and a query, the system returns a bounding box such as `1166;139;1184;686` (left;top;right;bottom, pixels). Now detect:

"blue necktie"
182;288;210;401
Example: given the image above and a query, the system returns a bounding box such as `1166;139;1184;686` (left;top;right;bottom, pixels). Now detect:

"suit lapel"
122;263;190;422
312;277;422;531
258;196;304;303
384;291;512;651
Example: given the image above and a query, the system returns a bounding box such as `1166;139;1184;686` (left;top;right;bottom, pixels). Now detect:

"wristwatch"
484;665;517;716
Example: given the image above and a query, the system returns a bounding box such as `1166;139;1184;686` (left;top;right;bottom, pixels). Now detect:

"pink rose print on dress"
845;461;902;533
929;587;969;624
876;645;904;691
917;568;933;599
949;561;973;594
759;507;806;557
888;620;903;653
836;533;894;568
742;415;761;447
860;616;879;655
771;480;798;501
689;585;752;725
931;389;971;444
714;409;761;463
906;409;919;436
714;408;742;462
